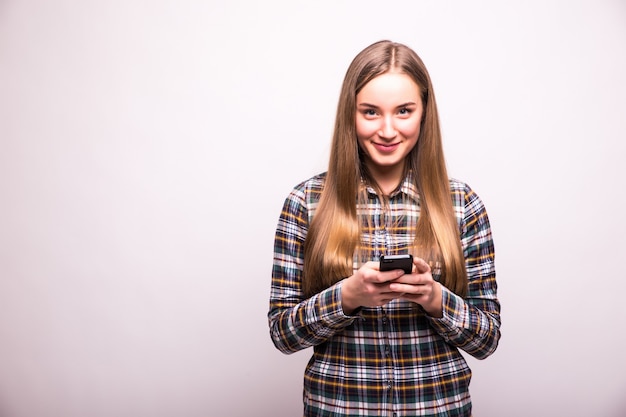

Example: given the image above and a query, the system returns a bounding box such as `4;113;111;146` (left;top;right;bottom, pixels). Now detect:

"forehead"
357;72;420;103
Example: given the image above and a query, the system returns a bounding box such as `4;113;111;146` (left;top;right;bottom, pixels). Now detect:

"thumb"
413;257;431;274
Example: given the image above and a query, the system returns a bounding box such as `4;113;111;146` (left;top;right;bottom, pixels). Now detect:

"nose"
378;115;397;140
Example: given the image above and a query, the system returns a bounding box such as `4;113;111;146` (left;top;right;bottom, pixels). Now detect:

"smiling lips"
373;142;400;153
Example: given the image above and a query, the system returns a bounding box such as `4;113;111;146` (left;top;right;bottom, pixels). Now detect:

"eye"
360;108;379;119
398;107;412;115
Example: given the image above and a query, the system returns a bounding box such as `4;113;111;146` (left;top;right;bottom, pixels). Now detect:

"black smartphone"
379;254;413;274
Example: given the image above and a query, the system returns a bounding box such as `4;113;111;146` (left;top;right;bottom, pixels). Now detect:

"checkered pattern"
268;172;500;416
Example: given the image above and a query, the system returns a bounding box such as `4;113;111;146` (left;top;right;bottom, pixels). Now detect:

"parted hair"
302;40;467;298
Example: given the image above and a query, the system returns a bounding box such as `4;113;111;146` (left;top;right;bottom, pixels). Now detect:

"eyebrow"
357;101;418;109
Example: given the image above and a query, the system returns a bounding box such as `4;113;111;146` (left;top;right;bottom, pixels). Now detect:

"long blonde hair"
303;40;467;298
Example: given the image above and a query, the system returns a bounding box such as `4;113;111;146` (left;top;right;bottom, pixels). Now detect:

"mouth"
373;142;400;153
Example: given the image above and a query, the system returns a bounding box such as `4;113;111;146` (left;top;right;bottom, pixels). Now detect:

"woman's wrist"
340;279;360;315
421;283;443;318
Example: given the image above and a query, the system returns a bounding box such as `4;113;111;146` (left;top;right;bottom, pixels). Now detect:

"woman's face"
355;72;423;181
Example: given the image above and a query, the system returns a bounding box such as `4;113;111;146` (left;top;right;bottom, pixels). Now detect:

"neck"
367;162;405;195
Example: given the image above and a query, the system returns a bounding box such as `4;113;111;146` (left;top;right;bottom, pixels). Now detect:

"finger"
388;274;417;285
358;262;396;283
365;261;381;270
376;269;406;283
389;282;426;295
413;257;431;274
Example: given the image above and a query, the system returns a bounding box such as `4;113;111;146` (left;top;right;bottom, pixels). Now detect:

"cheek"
397;119;421;139
355;118;378;140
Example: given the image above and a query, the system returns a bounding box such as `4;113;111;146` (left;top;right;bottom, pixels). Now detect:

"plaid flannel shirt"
268;172;500;417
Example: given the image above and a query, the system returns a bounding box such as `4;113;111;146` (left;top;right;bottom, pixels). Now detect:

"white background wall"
1;1;625;416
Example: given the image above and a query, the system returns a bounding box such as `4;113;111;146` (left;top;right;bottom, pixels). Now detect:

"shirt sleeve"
427;184;501;360
267;186;357;355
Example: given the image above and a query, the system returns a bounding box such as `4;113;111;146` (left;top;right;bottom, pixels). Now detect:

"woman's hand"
389;257;443;318
340;261;406;315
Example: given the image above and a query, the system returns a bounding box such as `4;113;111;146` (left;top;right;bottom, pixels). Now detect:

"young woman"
268;40;500;417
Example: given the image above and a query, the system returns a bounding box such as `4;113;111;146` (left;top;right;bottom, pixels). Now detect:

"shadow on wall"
612;400;626;417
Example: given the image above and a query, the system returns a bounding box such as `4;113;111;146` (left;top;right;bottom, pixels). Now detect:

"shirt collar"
363;171;420;204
